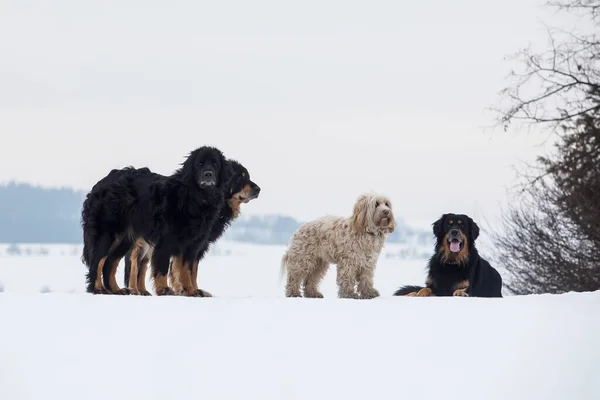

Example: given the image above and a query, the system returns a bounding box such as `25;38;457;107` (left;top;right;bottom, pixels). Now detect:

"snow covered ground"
0;242;598;400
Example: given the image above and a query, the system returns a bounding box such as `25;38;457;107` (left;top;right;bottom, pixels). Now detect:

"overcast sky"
0;0;567;229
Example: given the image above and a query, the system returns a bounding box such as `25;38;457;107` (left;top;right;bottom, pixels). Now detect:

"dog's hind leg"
123;244;143;295
136;256;151;296
303;259;328;298
103;238;133;295
151;245;175;296
282;254;303;298
86;233;114;294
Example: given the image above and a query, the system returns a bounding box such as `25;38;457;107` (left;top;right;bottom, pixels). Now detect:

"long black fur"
81;146;232;294
123;159;260;291
393;213;503;298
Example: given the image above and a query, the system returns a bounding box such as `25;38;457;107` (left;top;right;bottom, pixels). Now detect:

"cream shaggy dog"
280;193;396;299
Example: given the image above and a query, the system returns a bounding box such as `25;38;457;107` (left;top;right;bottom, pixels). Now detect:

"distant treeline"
0;182;430;245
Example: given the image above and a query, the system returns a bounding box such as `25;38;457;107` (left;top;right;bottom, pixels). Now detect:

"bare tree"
496;0;600;131
490;0;600;294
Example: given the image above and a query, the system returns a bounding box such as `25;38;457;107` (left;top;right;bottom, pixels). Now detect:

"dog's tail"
279;252;289;283
81;193;101;293
393;285;424;296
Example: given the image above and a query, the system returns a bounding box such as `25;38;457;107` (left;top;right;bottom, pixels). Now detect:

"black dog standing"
81;146;232;296
394;213;503;298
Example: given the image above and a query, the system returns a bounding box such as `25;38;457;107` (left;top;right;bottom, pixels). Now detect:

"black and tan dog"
394;213;502;298
81;146;232;296
121;159;260;296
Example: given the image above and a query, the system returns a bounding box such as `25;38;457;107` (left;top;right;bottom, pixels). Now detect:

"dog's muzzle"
448;229;464;252
199;170;217;187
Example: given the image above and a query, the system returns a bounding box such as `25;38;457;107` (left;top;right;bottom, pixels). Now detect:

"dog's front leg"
356;264;380;299
336;261;360;299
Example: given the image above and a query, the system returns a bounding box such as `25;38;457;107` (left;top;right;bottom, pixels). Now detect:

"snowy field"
0;242;599;400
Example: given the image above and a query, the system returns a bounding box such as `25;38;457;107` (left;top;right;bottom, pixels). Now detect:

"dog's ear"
218;157;234;188
386;216;397;234
468;216;480;241
432;215;446;238
349;194;370;233
385;200;397;234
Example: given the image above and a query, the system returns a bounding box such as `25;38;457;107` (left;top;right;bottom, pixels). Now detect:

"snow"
0;242;599;400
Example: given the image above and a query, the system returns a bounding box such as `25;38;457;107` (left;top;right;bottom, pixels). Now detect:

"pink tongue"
450;241;460;252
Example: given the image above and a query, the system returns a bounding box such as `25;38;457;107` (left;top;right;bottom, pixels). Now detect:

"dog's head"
349;194;396;235
432;213;480;265
178;146;232;189
226;160;260;217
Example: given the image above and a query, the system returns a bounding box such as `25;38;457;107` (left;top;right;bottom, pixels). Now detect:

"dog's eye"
376;201;380;207
385;202;390;208
449;220;453;225
211;160;217;167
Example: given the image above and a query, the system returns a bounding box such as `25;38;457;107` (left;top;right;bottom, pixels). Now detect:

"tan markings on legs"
191;260;199;291
190;259;212;297
94;256;107;292
108;256;129;294
179;261;198;297
169;256;183;294
153;274;172;296
170;256;198;297
126;246;140;295
414;288;434;297
137;257;151;296
168;261;182;294
453;280;469;297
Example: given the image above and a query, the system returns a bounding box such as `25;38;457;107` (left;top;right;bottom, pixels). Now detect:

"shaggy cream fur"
280;193;396;299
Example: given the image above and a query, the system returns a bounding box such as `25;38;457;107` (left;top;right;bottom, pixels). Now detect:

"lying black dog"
394;213;502;298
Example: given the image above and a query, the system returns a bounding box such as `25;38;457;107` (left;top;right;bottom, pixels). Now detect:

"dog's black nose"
252;183;261;194
450;229;459;236
383;209;390;216
203;171;214;178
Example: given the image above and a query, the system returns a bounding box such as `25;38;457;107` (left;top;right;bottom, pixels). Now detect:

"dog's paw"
360;289;380;299
415;288;434;297
196;289;213;297
155;287;176;296
304;290;324;299
453;289;469;297
114;288;134;295
338;292;360;299
138;290;152;296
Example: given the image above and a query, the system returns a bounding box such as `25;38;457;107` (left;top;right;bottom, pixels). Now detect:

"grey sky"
0;0;563;228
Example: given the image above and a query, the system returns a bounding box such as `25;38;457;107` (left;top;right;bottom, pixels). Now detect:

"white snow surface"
0;242;599;400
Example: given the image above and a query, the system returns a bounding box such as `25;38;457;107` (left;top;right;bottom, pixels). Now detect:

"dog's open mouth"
448;239;463;253
238;195;250;204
